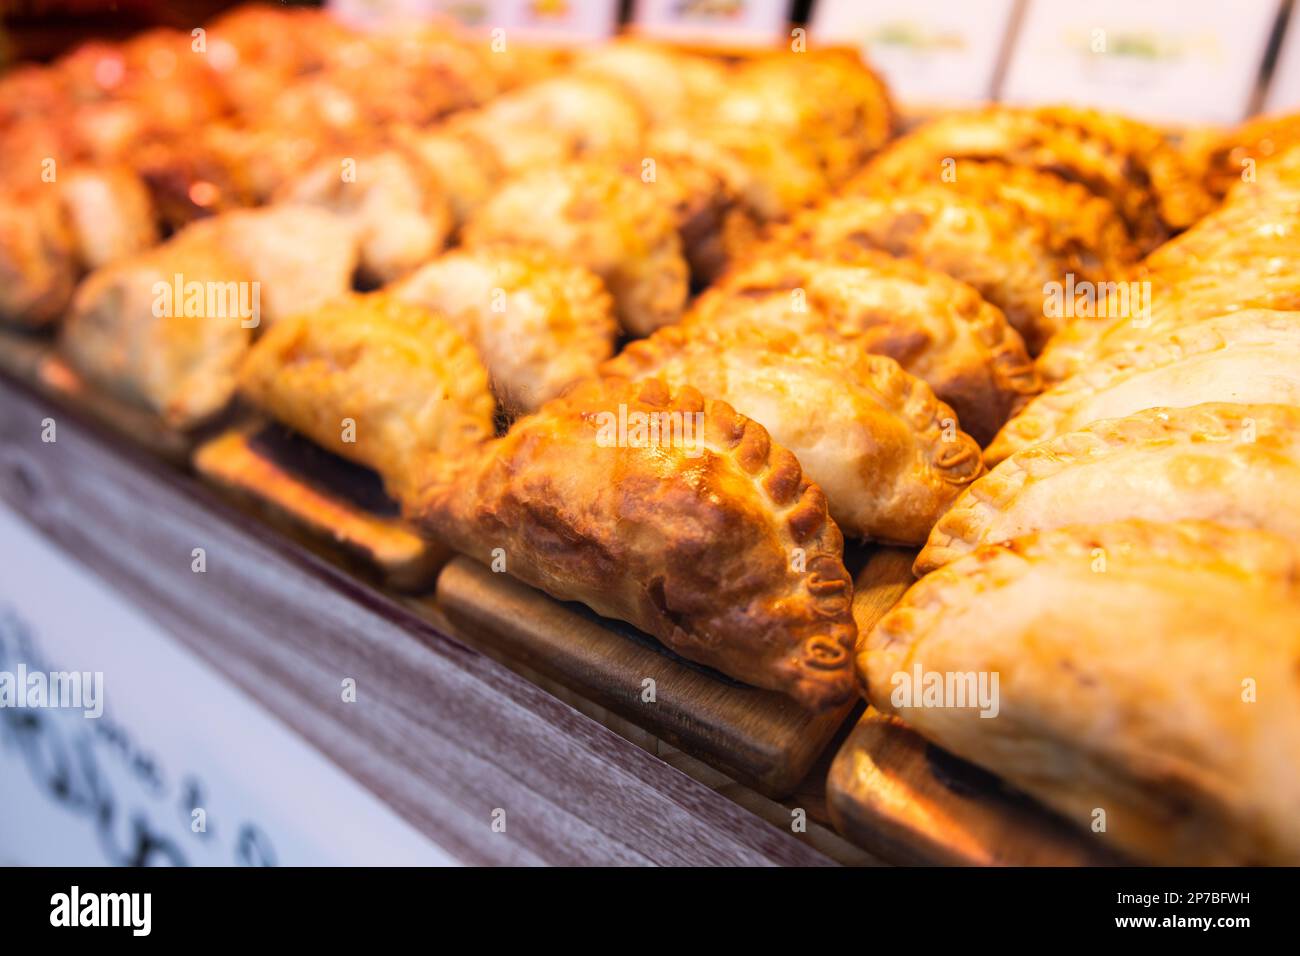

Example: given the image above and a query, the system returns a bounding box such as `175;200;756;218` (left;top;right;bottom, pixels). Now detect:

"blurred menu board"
1265;13;1300;113
999;0;1282;125
811;0;1018;106
631;0;790;47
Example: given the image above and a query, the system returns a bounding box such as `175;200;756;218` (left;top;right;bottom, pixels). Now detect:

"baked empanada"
774;190;1086;353
61;239;252;428
601;326;984;543
464;161;688;337
987;311;1300;464
862;519;1300;865
238;294;494;501
390;246;617;414
856;106;1210;251
687;249;1038;443
275;147;452;286
917;403;1300;574
409;376;858;710
1189;110;1300;199
58;164;157;272
0;186;77;329
174;205;358;328
849;157;1138;274
575;40;727;125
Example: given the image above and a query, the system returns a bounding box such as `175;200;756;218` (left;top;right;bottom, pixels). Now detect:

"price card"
999;0;1282;126
810;0;1019;106
631;0;791;47
1264;16;1300;113
0;505;453;867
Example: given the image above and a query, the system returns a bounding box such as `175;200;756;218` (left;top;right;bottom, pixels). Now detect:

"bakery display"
4;2;1300;866
409;376;857;710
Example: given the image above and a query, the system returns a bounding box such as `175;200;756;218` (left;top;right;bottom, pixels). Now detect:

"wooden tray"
826;551;1124;865
431;546;916;799
193;421;446;591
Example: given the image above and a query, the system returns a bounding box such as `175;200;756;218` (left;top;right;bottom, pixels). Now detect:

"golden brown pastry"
774;190;1085;353
390;123;505;228
601;326;984;543
987;311;1300;464
849;157;1138;274
574;40;728;124
464;161;688;336
61;239;252;427
862;519;1300;865
238;294;494;501
275;147;452;286
917;403;1300;574
712;50;894;185
451;75;646;175
175;205;358;328
390;246;617;414
409;376;858;710
0;187;78;329
856;105;1210;252
686;249;1039;443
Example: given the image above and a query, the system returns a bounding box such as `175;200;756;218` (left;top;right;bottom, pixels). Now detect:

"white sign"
1000;0;1281;125
811;0;1018;106
0;505;454;866
631;0;789;46
1265;16;1300;113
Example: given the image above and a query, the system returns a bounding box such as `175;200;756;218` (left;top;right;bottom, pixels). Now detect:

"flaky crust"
686;249;1038;443
464;160;688;337
601;325;983;544
863;519;1300;865
850;157;1138;274
774;190;1082;354
858;105;1210;251
918;403;1300;574
409;376;858;710
987;311;1300;464
61;238;252;428
238;294;494;501
0;187;78;329
1189;110;1300;199
390;246;617;414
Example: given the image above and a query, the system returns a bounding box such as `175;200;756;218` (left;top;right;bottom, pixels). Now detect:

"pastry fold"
238;294;494;500
409;376;858;710
391;246;617;415
601;326;984;544
464;160;688;337
862;520;1300;865
687;249;1038;443
987;311;1300;464
917;403;1300;574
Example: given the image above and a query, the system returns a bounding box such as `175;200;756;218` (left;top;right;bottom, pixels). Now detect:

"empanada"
409;376;858;710
174;205;358;328
390;246;617;414
463;161;688;337
58;164;157;272
1188;110;1300;199
61;239;253;428
987;311;1300;464
275;147;452;286
0;187;77;329
238;294;494;501
856;106;1210;251
575;39;728;124
862;519;1300;865
773;190;1086;353
686;249;1039;443
917;403;1300;574
600;326;984;543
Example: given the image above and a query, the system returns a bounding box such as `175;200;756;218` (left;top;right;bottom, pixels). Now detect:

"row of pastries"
3;4;1299;863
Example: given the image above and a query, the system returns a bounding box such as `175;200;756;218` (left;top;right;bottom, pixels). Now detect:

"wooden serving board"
430;546;914;799
826;551;1124;865
193;421;447;591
